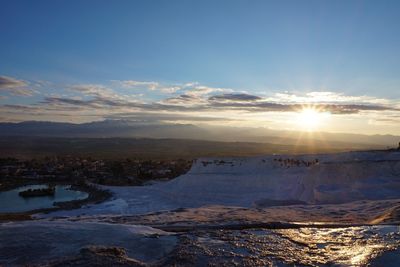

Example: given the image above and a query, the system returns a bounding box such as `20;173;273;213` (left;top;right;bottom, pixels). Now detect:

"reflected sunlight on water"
182;225;400;266
275;226;400;266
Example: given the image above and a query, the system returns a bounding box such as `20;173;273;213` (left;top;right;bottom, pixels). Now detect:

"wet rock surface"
1;221;400;266
43;246;146;267
163;226;400;266
0;221;176;266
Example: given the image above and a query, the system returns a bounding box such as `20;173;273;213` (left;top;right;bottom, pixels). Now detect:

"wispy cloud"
35;90;399;116
69;84;122;99
269;91;392;105
0;76;27;88
116;80;159;90
208;95;399;114
209;93;262;102
114;80;231;95
1;76;400;132
0;76;34;96
114;80;180;93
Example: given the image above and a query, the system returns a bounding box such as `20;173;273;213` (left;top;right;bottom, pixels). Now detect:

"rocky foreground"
1;221;400;266
2;150;400;266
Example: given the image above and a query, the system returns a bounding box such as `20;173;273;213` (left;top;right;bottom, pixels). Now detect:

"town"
0;157;193;187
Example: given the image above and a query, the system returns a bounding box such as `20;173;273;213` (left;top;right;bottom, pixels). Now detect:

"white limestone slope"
156;150;400;206
42;150;400;217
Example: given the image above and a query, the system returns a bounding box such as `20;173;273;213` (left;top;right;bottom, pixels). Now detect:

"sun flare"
297;107;324;131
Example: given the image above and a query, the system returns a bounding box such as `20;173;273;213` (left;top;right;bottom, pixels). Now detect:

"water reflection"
0;184;88;213
180;226;400;266
276;227;399;266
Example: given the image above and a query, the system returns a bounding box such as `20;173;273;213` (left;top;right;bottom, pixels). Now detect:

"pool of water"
0;184;89;213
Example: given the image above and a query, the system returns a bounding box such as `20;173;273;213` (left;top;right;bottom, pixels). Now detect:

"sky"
1;0;400;135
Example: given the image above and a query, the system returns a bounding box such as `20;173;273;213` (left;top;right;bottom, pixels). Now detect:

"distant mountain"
0;120;210;139
0;120;398;149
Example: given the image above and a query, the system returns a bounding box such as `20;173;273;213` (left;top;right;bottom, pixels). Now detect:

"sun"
297;107;323;131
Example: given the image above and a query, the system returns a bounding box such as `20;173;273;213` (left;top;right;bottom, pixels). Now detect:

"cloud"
115;80;180;93
38;92;399;116
0;75;33;96
69;84;121;99
184;85;230;97
41;96;130;110
209;100;398;114
1;78;400;129
0;76;27;89
117;80;159;90
317;104;398;114
209;93;262;102
114;80;231;95
164;94;201;105
2;104;41;112
270;91;391;105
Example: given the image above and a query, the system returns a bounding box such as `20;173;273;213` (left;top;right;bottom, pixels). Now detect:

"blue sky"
1;0;400;134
